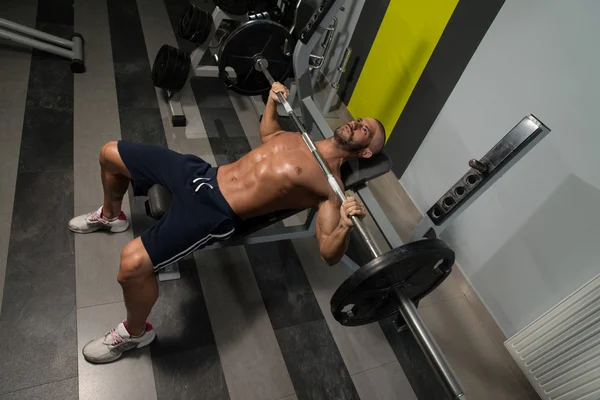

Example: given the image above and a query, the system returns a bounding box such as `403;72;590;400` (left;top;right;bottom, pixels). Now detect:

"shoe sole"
69;222;129;234
83;330;156;364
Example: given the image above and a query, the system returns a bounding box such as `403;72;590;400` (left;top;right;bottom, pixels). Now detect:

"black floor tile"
9;170;74;256
114;70;159;109
0;377;78;400
246;241;323;330
118;108;168;145
26;50;73;110
276;320;360;400
36;0;74;25
107;0;153;65
149;256;217;358
152;345;230;400
0;252;77;395
19;108;73;173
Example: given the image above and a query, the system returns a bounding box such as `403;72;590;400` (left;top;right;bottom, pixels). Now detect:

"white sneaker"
82;321;156;364
68;206;129;233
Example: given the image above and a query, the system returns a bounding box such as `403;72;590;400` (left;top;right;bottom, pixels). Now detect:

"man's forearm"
320;224;353;266
259;97;282;139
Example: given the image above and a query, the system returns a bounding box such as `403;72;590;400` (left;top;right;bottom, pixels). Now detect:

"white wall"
400;0;600;337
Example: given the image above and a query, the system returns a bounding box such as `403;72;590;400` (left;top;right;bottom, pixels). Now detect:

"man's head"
333;118;386;158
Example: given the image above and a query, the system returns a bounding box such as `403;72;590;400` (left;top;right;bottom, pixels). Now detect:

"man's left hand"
340;196;366;228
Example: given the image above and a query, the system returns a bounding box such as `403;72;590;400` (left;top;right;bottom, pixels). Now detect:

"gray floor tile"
0;214;10;315
148;255;216;358
0;377;78;400
208;136;255;164
0;250;77;395
246;240;322;330
0;47;32;86
292;237;397;375
167;136;215;159
352;362;417;400
152;344;230;400
74;206;132;309
9;170;74;256
74;84;120;133
77;302;157;400
418;273;463;308
73;160;131;211
196;247;295;400
19;108;73;173
276;319;360;400
0;109;24;214
0;82;28;111
277;396;298;400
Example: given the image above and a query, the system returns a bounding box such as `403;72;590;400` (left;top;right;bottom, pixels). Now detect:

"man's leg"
99;141;131;219
118;237;158;336
82;236;157;363
69;141;130;233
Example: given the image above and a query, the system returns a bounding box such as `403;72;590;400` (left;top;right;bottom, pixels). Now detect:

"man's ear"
359;148;373;159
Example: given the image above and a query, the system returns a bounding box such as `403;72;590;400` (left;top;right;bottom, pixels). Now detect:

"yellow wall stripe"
348;0;459;139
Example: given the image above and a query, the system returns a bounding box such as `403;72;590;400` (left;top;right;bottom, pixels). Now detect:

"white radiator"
505;274;600;400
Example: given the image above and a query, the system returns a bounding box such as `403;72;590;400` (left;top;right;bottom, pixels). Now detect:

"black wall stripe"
105;1;229;399
385;0;506;178
338;0;391;105
0;0;77;397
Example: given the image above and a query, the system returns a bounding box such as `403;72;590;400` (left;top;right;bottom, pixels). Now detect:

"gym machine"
151;0;338;127
0;18;85;73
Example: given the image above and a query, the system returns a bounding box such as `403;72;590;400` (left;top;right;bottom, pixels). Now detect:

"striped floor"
0;0;429;399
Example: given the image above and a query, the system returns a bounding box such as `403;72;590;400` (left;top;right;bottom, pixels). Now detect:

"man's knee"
118;241;153;284
99;141;122;172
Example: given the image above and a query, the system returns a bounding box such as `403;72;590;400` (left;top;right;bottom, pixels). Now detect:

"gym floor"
0;0;539;399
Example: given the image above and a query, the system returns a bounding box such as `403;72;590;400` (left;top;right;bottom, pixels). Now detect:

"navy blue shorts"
117;141;241;272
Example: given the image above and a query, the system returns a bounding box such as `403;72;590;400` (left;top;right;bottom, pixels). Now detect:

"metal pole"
0;28;73;59
256;56;466;400
256;57;381;258
0;18;73;48
394;287;466;399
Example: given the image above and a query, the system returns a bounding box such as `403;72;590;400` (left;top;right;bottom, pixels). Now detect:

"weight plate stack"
152;45;191;93
214;0;250;16
178;4;212;45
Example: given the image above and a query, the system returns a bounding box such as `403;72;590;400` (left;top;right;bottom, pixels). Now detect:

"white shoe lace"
87;207;103;222
103;327;125;346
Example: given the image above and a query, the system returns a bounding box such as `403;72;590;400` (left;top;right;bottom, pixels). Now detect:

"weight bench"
145;150;392;280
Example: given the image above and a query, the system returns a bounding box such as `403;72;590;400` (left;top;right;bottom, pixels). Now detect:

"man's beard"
334;125;367;152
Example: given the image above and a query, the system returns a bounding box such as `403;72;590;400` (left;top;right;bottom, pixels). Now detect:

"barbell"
151;17;467;399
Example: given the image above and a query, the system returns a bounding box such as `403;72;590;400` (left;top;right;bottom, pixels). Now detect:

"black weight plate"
330;239;455;327
218;20;293;96
215;0;249;15
152;45;191;92
178;4;212;44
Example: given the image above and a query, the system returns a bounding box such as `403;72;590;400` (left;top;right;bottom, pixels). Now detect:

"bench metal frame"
0;18;85;73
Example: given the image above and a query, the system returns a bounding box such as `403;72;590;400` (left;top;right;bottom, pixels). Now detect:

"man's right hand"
270;82;289;103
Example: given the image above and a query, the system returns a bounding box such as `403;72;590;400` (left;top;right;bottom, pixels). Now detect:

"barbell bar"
255;56;466;400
